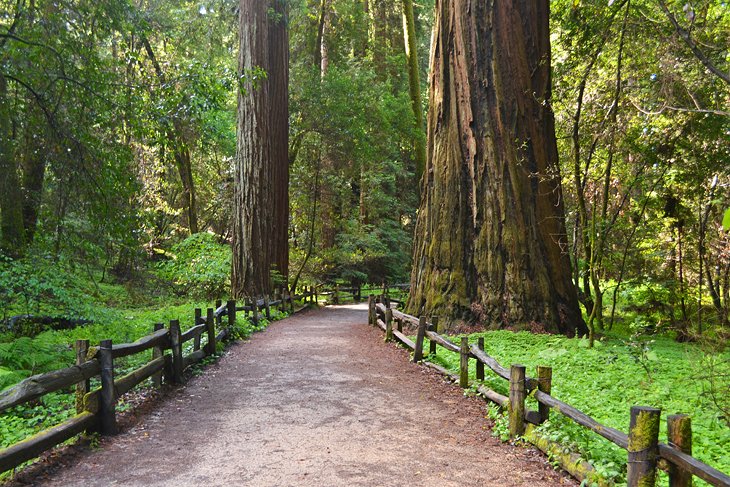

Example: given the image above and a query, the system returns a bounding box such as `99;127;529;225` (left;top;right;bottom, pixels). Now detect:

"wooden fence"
368;296;730;487
0;288;318;475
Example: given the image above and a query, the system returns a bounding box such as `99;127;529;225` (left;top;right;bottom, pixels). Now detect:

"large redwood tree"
408;0;587;335
232;0;289;297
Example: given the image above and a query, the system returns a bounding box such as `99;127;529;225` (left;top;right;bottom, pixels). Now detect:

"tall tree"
401;0;425;187
408;0;587;335
269;0;290;283
232;0;288;297
0;72;25;256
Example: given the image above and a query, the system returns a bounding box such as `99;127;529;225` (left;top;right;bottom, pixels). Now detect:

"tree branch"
656;0;730;85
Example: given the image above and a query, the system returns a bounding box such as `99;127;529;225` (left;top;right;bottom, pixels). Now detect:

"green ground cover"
424;331;729;486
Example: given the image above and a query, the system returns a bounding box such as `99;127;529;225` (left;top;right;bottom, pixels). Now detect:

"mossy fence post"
429;317;438;356
413;316;427;362
251;298;259;326
459;337;469;388
169;320;183;384
667;414;692;487
476;337;485;381
74;339;90;414
509;364;526;437
627;406;661;487
98;339;117;435
151;322;164;387
206;308;216;355
264;295;271;319
385;308;393;342
537;366;552;423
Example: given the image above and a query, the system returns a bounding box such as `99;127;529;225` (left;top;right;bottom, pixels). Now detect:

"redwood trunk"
269;0;289;282
232;0;288;297
233;0;271;297
408;0;587;335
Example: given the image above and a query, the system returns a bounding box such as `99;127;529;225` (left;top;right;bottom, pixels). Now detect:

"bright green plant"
155;233;231;299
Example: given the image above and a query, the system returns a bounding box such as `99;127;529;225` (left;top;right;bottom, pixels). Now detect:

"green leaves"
723;208;730;231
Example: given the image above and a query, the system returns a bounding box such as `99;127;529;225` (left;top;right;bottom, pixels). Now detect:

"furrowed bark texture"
234;1;271;297
269;0;290;282
408;0;587;335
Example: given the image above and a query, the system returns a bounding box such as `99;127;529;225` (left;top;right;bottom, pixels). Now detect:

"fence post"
334;284;340;304
385;308;393;342
264;295;271;319
368;295;375;325
314;285;319;304
459;337;469;388
169;320;183;384
252;298;259;326
396;317;403;333
206;308;216;355
476;337;485;381
215;299;222;328
429;317;438;356
627;406;661;487
151;323;164;387
193;308;202;351
413;316;427;363
75;339;90;414
227;299;236;331
98;339;117;435
509;364;526;437
537;366;552;424
667;414;692;487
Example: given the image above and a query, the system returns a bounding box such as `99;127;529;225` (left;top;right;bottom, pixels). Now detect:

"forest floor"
5;304;575;486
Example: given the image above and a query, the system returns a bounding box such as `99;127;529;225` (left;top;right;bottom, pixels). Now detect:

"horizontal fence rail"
369;296;730;487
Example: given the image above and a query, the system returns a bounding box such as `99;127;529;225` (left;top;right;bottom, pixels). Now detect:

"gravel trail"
18;304;575;486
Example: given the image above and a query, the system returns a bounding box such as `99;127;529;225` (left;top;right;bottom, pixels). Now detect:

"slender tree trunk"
0;73;26;256
141;37;199;235
21;123;46;244
401;0;426;189
408;0;586;335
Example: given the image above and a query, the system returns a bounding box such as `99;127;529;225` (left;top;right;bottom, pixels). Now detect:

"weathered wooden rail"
0;288;317;475
368;296;730;487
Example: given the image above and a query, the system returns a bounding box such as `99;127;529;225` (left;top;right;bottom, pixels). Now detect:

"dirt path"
22;305;575;486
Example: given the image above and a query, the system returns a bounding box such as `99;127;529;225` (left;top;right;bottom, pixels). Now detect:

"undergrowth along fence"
368;296;730;487
0;288;317;475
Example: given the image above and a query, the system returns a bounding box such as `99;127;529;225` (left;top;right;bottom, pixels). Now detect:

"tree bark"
268;0;289;283
408;0;587;335
233;0;288;297
0;73;26;256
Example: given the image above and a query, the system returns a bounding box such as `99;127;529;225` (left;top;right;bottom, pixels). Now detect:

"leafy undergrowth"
424;331;729;487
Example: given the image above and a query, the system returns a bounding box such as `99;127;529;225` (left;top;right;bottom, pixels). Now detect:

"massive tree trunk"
269;0;290;282
408;0;587;336
232;0;288;297
0;73;26;256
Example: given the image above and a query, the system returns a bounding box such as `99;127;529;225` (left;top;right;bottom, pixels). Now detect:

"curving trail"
24;304;575;486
